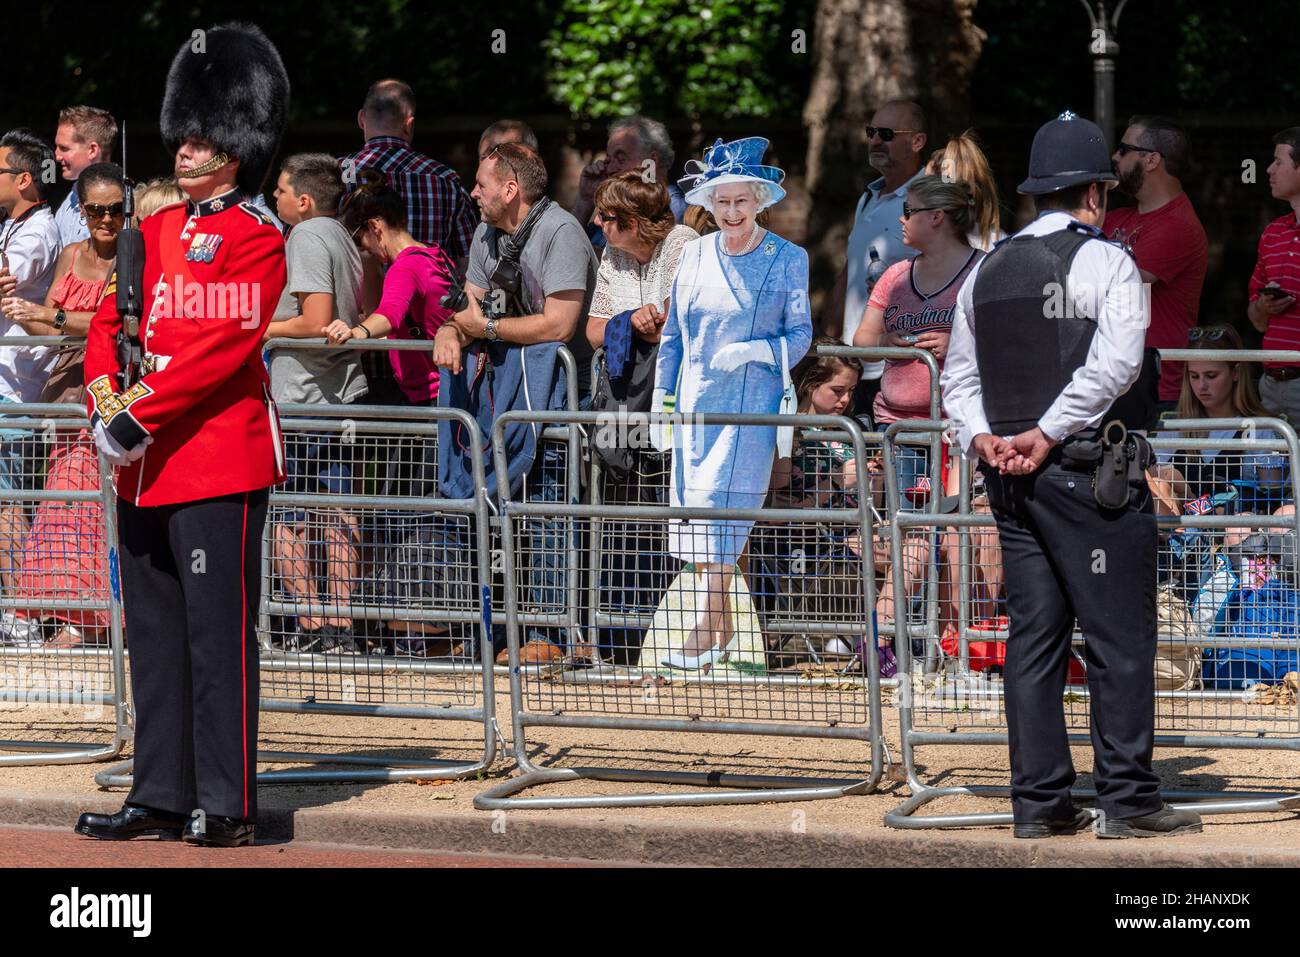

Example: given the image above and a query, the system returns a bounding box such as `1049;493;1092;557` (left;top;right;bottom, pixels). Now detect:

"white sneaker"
0;613;43;649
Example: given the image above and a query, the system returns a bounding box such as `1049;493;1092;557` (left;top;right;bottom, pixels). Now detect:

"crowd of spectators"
0;85;1298;670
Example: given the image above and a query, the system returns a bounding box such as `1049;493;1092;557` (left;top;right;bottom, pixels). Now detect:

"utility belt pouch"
1091;421;1153;509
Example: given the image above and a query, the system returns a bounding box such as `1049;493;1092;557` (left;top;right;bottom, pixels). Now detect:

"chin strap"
177;152;231;178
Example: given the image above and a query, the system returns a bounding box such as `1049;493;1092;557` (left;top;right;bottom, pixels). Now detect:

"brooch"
763;240;777;256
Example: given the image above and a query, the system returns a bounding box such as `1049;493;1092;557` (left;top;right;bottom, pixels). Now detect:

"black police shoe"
75;803;186;841
1097;803;1203;839
182;814;255;847
1013;806;1094;839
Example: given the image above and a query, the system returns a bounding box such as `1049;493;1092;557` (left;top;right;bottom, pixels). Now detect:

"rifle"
114;121;145;389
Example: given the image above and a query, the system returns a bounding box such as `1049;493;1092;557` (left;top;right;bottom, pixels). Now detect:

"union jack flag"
1184;493;1213;515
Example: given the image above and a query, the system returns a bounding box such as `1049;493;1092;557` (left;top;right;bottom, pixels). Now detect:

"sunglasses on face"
1116;141;1157;157
83;202;125;221
902;203;941;219
593;211;621;226
1188;326;1229;342
865;127;919;143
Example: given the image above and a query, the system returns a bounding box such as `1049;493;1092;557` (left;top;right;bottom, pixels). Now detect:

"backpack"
1201;575;1300;689
589;333;660;483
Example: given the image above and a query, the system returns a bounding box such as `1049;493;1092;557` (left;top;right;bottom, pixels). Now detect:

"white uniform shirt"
0;204;63;403
942;211;1148;458
842;168;924;378
54;188;89;247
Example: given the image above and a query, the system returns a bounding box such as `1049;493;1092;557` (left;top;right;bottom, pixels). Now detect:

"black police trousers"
981;460;1164;823
117;488;269;822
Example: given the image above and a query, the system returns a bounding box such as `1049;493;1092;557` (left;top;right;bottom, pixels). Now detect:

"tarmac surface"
0;825;611;867
3;668;1300;866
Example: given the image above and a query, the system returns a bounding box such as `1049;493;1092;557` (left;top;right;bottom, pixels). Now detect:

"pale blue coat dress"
655;230;813;565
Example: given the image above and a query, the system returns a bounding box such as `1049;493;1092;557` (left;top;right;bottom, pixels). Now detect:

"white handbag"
776;336;796;458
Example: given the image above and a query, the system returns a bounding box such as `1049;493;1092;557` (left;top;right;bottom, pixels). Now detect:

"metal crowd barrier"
818;344;946;681
476;410;885;809
883;418;1300;829
94;339;580;788
0;402;129;766
93;336;495;788
94;402;498;787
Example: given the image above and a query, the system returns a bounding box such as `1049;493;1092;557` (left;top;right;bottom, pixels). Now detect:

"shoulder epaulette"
238;202;274;227
1067;218;1134;258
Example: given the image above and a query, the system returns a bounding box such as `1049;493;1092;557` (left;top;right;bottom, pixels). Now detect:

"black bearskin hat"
160;22;290;197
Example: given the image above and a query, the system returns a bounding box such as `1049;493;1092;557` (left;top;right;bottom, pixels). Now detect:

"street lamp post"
1078;0;1131;148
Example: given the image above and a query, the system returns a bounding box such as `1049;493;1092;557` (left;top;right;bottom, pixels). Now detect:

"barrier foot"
884;783;1300;830
0;741;123;767
474;764;878;811
95;751;490;789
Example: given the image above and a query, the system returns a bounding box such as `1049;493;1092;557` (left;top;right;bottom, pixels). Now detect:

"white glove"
93;421;151;468
712;339;775;372
650;388;670;453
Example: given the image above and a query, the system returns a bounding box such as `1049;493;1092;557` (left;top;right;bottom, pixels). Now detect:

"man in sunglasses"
1105;115;1207;414
0;129;62;408
826;100;927;417
942;111;1202;840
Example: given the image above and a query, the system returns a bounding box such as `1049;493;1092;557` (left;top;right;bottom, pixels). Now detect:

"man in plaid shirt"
340;79;478;264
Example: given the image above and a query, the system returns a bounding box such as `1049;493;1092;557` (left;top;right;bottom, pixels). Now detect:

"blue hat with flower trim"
679;136;787;210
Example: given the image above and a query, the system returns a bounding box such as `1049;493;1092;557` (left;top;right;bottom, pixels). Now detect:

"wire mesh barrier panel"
475;410;885;809
254;404;496;782
0;404;128;766
883;419;1300;829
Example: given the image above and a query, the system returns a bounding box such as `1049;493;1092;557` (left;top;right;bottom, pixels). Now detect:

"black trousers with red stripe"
117;488;269;822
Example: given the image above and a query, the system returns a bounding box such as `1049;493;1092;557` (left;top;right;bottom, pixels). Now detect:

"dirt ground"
3;659;1299;850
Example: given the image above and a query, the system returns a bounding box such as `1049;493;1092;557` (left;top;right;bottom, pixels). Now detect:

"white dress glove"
93;421;151;468
712;339;775;372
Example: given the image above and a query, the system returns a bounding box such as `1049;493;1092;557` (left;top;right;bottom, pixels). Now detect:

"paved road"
2;825;602;868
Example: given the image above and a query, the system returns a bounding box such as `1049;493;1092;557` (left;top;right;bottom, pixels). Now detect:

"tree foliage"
544;0;814;120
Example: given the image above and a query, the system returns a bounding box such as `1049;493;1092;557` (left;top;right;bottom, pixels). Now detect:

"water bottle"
864;248;885;296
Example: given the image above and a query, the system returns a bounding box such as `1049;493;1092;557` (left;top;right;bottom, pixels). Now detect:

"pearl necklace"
723;223;762;256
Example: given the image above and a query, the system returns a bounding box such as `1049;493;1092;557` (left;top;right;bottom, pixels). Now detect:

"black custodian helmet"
1017;110;1119;196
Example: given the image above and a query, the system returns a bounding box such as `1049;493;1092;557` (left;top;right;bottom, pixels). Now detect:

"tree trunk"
803;0;985;305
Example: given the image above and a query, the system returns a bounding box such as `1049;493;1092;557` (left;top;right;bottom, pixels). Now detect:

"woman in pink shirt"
326;172;453;405
325;172;460;656
853;174;989;645
852;174;984;425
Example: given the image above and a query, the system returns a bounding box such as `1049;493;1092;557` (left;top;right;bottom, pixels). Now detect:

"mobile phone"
900;334;919;344
1261;286;1290;299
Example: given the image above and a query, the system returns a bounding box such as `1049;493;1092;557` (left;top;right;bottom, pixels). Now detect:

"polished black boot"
182;814;255;847
75;803;186;841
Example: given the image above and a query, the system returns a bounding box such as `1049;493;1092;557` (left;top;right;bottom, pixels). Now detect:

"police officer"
941;111;1202;839
75;23;289;847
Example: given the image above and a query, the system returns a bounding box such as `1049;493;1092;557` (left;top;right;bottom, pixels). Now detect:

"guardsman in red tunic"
75;22;289;848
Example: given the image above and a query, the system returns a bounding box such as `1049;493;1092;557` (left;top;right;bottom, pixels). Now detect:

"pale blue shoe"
661;646;727;671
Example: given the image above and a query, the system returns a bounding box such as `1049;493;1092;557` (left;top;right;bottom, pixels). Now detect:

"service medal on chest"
186;233;223;263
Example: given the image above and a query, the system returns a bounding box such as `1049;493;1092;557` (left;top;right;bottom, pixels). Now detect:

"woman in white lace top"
585;171;698;349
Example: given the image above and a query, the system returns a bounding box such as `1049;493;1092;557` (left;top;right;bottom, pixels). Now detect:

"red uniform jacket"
85;192;287;506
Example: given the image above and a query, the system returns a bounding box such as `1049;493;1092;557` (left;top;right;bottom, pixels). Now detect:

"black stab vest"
971;224;1157;436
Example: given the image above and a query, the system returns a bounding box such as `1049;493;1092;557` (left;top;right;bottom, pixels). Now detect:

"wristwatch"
52;308;67;331
484;317;500;341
